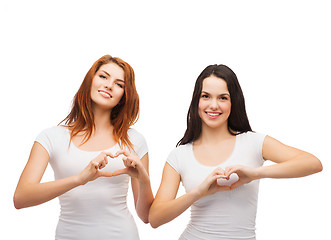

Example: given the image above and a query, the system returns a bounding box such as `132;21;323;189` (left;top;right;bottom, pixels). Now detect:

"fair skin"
149;75;323;228
14;62;154;223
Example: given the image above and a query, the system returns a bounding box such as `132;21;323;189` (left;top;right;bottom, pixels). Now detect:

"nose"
104;79;114;89
209;98;218;110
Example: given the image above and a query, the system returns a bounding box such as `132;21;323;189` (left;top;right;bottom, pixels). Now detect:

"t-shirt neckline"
189;134;239;168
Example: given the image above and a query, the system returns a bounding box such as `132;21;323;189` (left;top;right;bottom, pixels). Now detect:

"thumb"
98;171;114;177
110;168;128;177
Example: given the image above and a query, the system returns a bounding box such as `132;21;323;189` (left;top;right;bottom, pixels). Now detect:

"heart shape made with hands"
217;173;239;186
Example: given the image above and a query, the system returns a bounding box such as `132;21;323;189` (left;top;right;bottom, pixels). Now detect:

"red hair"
61;55;139;150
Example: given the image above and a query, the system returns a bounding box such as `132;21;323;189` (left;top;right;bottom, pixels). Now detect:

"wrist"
255;166;264;180
138;175;151;185
189;188;203;201
75;174;85;186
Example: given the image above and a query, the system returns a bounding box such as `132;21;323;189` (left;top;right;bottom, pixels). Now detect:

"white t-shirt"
36;126;148;240
167;131;266;240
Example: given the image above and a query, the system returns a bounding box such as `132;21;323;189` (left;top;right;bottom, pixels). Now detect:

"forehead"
98;62;124;79
202;75;229;93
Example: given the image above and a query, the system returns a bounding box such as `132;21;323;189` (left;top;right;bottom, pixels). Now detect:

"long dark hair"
177;64;252;146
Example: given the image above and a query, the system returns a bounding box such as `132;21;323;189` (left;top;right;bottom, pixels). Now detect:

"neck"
92;106;113;133
197;123;233;145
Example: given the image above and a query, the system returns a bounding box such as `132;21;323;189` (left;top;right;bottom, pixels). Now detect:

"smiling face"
198;75;231;130
90;62;125;111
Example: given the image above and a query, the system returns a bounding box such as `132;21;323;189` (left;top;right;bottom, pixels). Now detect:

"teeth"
207;112;221;116
99;90;111;97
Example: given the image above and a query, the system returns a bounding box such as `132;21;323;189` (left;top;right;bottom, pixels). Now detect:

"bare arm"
110;150;154;223
149;163;229;228
225;135;323;189
131;153;154;224
257;135;323;178
14;142;113;209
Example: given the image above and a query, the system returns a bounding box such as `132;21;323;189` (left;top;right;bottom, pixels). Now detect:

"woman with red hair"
14;55;153;239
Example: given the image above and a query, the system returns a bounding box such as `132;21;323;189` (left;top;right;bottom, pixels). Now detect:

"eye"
201;94;209;99
99;74;107;79
116;82;124;88
219;95;230;101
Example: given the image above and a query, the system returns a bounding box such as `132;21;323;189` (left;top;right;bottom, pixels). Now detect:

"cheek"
90;77;100;92
198;100;207;111
222;102;232;114
117;88;125;99
113;88;125;104
198;101;206;116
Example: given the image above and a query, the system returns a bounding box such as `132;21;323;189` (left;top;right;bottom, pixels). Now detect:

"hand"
224;165;259;189
77;152;114;185
111;149;150;183
194;167;230;198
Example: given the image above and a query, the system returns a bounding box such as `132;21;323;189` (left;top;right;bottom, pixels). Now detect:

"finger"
96;157;107;169
125;160;136;169
215;167;227;177
214;167;224;173
111;168;128;176
131;162;137;168
230;180;243;190
91;161;99;169
122;158;130;167
104;155;109;165
225;167;238;179
103;151;116;158
210;174;225;184
114;149;130;158
216;185;231;191
213;171;227;179
99;171;113;177
224;166;231;176
98;157;109;169
99;161;106;169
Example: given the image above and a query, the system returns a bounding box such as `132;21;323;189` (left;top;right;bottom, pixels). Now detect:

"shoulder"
168;143;191;158
35;125;68;157
37;125;67;139
127;128;148;158
238;131;266;142
128;128;145;141
237;131;266;163
166;143;192;174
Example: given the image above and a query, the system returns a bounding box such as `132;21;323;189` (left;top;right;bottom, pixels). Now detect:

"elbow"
149;220;160;229
148;213;161;229
137;205;152;224
315;159;323;173
13;192;24;210
13;187;31;209
309;155;323;175
140;216;149;224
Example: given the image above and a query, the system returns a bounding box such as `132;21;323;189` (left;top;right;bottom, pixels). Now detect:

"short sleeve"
35;127;54;158
166;148;181;174
249;131;267;165
256;132;266;159
128;128;148;159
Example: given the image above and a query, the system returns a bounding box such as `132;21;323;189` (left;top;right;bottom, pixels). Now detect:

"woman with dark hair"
149;64;322;239
14;55;154;240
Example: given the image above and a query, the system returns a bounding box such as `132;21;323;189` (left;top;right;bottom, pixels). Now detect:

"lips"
207;112;221;116
98;90;112;98
206;111;222;119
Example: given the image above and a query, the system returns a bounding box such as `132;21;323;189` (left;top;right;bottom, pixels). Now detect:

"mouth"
206;112;222;118
98;90;112;98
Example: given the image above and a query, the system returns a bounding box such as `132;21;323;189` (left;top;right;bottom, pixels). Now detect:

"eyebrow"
101;70;125;82
201;91;230;96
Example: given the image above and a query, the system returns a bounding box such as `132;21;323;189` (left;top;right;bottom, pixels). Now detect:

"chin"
202;120;228;130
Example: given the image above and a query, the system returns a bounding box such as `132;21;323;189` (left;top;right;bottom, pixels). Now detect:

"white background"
1;1;330;239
